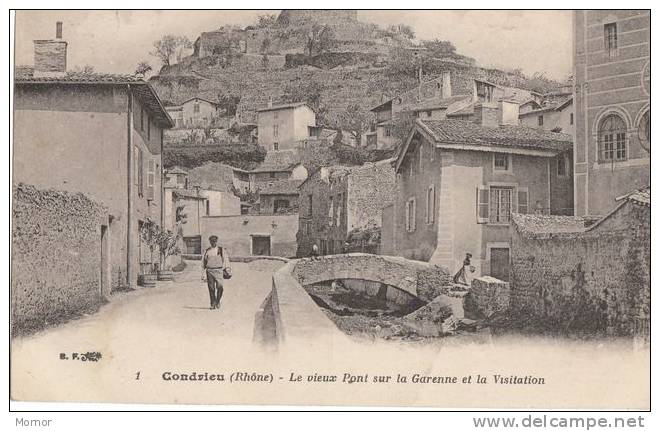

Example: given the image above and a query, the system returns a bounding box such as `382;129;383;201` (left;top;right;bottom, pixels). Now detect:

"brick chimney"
441;71;452;98
498;99;520;126
33;22;67;78
473;102;499;128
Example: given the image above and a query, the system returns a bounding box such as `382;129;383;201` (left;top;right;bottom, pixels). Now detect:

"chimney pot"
56;22;63;39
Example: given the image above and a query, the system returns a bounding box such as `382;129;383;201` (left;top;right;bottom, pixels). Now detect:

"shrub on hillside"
163;143;266;170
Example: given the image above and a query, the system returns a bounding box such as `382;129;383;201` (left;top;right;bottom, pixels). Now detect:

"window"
604;23;618;60
205;200;210;216
147;159;155;200
307;194;313;217
538;115;544;126
426;186;435;224
570;113;574;125
493;153;511;172
137;147;144;198
489;187;513;224
269;172;276;179
419;145;424;169
385;127;391;137
147;116;151;140
405;197;416;232
274;111;279;119
328;196;334;226
194;103;200;113
335;193;342;226
274;199;290;213
273;142;279;151
140;107;145;131
273;125;278;138
598;114;627;161
426;111;432;118
133;145;140;186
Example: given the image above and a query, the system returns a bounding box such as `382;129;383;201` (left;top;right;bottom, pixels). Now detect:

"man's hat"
209;235;218;242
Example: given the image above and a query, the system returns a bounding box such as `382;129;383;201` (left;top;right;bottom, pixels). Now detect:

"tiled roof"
446;102;475;117
15;69;145;83
256;179;304;195
15;68;174;128
172;188;206;199
250;150;301;173
519;95;573;117
616;186;650;207
405;95;470;112
417;119;572;153
511;214;590;236
256;102;309;112
166;166;188;175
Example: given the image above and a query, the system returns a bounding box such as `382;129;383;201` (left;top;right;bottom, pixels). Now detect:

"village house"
370;72;453;150
573;10;650;216
519;94;574;135
297;160;396;257
13;23;174;290
257;102;317;151
382;101;573;282
165;97;221;129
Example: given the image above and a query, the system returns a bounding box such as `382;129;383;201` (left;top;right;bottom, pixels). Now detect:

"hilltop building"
256;103;317;151
165;97;222;129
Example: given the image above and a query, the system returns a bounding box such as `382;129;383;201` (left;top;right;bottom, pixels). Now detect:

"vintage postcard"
10;9;650;409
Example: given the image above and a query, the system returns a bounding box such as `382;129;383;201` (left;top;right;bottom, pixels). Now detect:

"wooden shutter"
147;159;156;201
476;186;489;223
411;198;416;231
138;147;144;197
405;200;410;232
517;187;529;214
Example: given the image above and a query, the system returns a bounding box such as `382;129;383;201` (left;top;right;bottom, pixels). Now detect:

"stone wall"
464;276;511;318
509;203;650;336
12;184;108;335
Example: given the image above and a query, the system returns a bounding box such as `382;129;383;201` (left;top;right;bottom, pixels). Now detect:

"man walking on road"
202;235;230;310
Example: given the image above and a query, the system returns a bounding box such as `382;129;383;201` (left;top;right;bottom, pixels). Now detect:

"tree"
333;104;373;147
421;39;457;58
73;65;95;74
175;36;193;63
282;79;326;119
134;60;153;77
256;13;277;29
150;34;191;67
300;24;336;57
217;93;241;117
388;24;415;40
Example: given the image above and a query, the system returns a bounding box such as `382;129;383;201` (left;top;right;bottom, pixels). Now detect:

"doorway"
100;224;109;296
490;247;510;282
252;235;271;256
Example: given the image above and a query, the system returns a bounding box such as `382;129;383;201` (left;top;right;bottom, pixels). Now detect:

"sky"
14;10;572;80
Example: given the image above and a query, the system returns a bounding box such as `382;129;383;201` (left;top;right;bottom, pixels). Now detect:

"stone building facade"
509;187;650;337
297;160;396;257
257;103;317;151
165;97;221;129
573;10;650;216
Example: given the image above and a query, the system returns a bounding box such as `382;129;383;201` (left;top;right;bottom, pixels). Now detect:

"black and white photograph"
8;7;652;418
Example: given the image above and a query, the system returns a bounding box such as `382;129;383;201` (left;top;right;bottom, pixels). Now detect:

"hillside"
152;10;566;134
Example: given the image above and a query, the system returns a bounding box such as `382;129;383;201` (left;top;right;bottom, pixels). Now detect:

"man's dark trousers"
206;269;224;308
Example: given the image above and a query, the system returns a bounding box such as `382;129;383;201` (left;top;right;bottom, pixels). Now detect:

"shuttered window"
517;187;529;215
147;159;156;201
426;185;435;224
476;186;489;224
476;186;528;224
405;197;416;232
138;147;144;198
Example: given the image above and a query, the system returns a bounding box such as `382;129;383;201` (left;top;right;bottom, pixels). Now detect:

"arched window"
598;114;627;161
639;110;650;153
